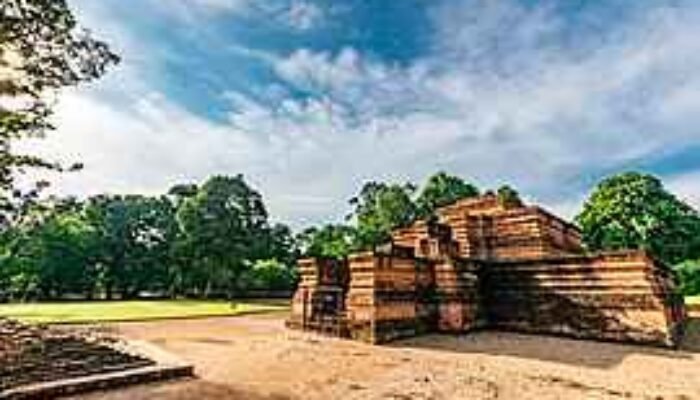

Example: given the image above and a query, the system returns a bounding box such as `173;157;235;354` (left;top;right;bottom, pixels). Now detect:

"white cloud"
268;0;700;222
274;47;388;97
282;1;323;30
24;88;362;226
35;0;700;228
138;0;324;31
189;0;247;11
151;0;250;20
668;171;700;211
22;91;257;194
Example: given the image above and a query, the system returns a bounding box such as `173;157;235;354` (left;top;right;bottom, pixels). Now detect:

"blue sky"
27;0;700;227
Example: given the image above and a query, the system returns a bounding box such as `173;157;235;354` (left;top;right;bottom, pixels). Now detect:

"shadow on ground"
389;318;700;369
682;316;700;351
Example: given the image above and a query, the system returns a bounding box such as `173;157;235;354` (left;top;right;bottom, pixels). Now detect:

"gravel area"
71;313;700;400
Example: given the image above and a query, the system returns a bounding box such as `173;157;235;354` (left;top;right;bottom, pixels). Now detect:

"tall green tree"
1;224;43;301
1;0;118;229
349;181;417;249
86;195;177;299
176;175;269;297
575;172;700;265
0;198;97;300
415;172;479;217
25;210;97;299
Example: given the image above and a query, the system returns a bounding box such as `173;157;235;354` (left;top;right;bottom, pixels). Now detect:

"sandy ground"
71;313;700;400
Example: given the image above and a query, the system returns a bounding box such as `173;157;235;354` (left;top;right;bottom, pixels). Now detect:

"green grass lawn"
3;297;696;324
0;299;289;324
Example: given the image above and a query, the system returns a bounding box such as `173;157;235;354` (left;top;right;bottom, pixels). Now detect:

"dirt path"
72;313;700;400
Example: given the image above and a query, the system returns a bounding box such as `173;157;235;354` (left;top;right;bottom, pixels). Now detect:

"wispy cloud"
37;0;700;227
141;0;325;31
668;171;700;211
266;0;700;205
282;1;324;31
147;0;250;21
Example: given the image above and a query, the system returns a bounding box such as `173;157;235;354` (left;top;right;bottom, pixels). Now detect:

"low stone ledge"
1;364;194;400
0;340;194;400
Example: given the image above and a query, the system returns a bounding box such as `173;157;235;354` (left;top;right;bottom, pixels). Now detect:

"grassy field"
0;299;289;324
1;297;696;324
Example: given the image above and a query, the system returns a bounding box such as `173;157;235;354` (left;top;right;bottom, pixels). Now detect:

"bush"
674;260;700;296
238;260;297;292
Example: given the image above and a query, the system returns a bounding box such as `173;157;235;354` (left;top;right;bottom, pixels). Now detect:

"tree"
1;0;118;229
176;175;269;297
415;172;479;217
0;197;98;300
349;181;417;249
496;185;523;208
238;259;297;292
259;223;298;267
674;260;700;296
25;210;97;299
297;224;357;259
1;225;43;301
575;172;700;265
167;183;198;207
86;195;177;299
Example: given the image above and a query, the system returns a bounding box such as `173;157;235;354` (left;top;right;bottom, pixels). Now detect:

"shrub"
674;260;700;296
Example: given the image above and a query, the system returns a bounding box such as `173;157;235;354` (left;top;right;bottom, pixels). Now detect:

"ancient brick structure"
288;194;686;346
1;319;152;392
0;318;193;397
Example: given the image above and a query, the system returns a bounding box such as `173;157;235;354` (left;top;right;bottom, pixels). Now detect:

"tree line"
4;169;699;301
0;171;496;301
0;175;297;301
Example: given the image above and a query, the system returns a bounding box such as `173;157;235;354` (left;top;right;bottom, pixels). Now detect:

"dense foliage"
297;172;483;258
349;181;417;249
576;172;700;265
415;172;479;218
176;175;272;298
84;195;177;299
297;224;357;259
0;176;297;301
674;260;700;296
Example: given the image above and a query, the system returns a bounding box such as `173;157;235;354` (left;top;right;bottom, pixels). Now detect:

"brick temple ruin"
288;194;686;347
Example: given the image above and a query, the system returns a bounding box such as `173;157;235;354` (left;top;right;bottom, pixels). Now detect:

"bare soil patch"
72;313;700;400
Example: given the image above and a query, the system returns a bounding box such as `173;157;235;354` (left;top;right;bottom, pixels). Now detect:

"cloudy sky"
26;0;700;228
